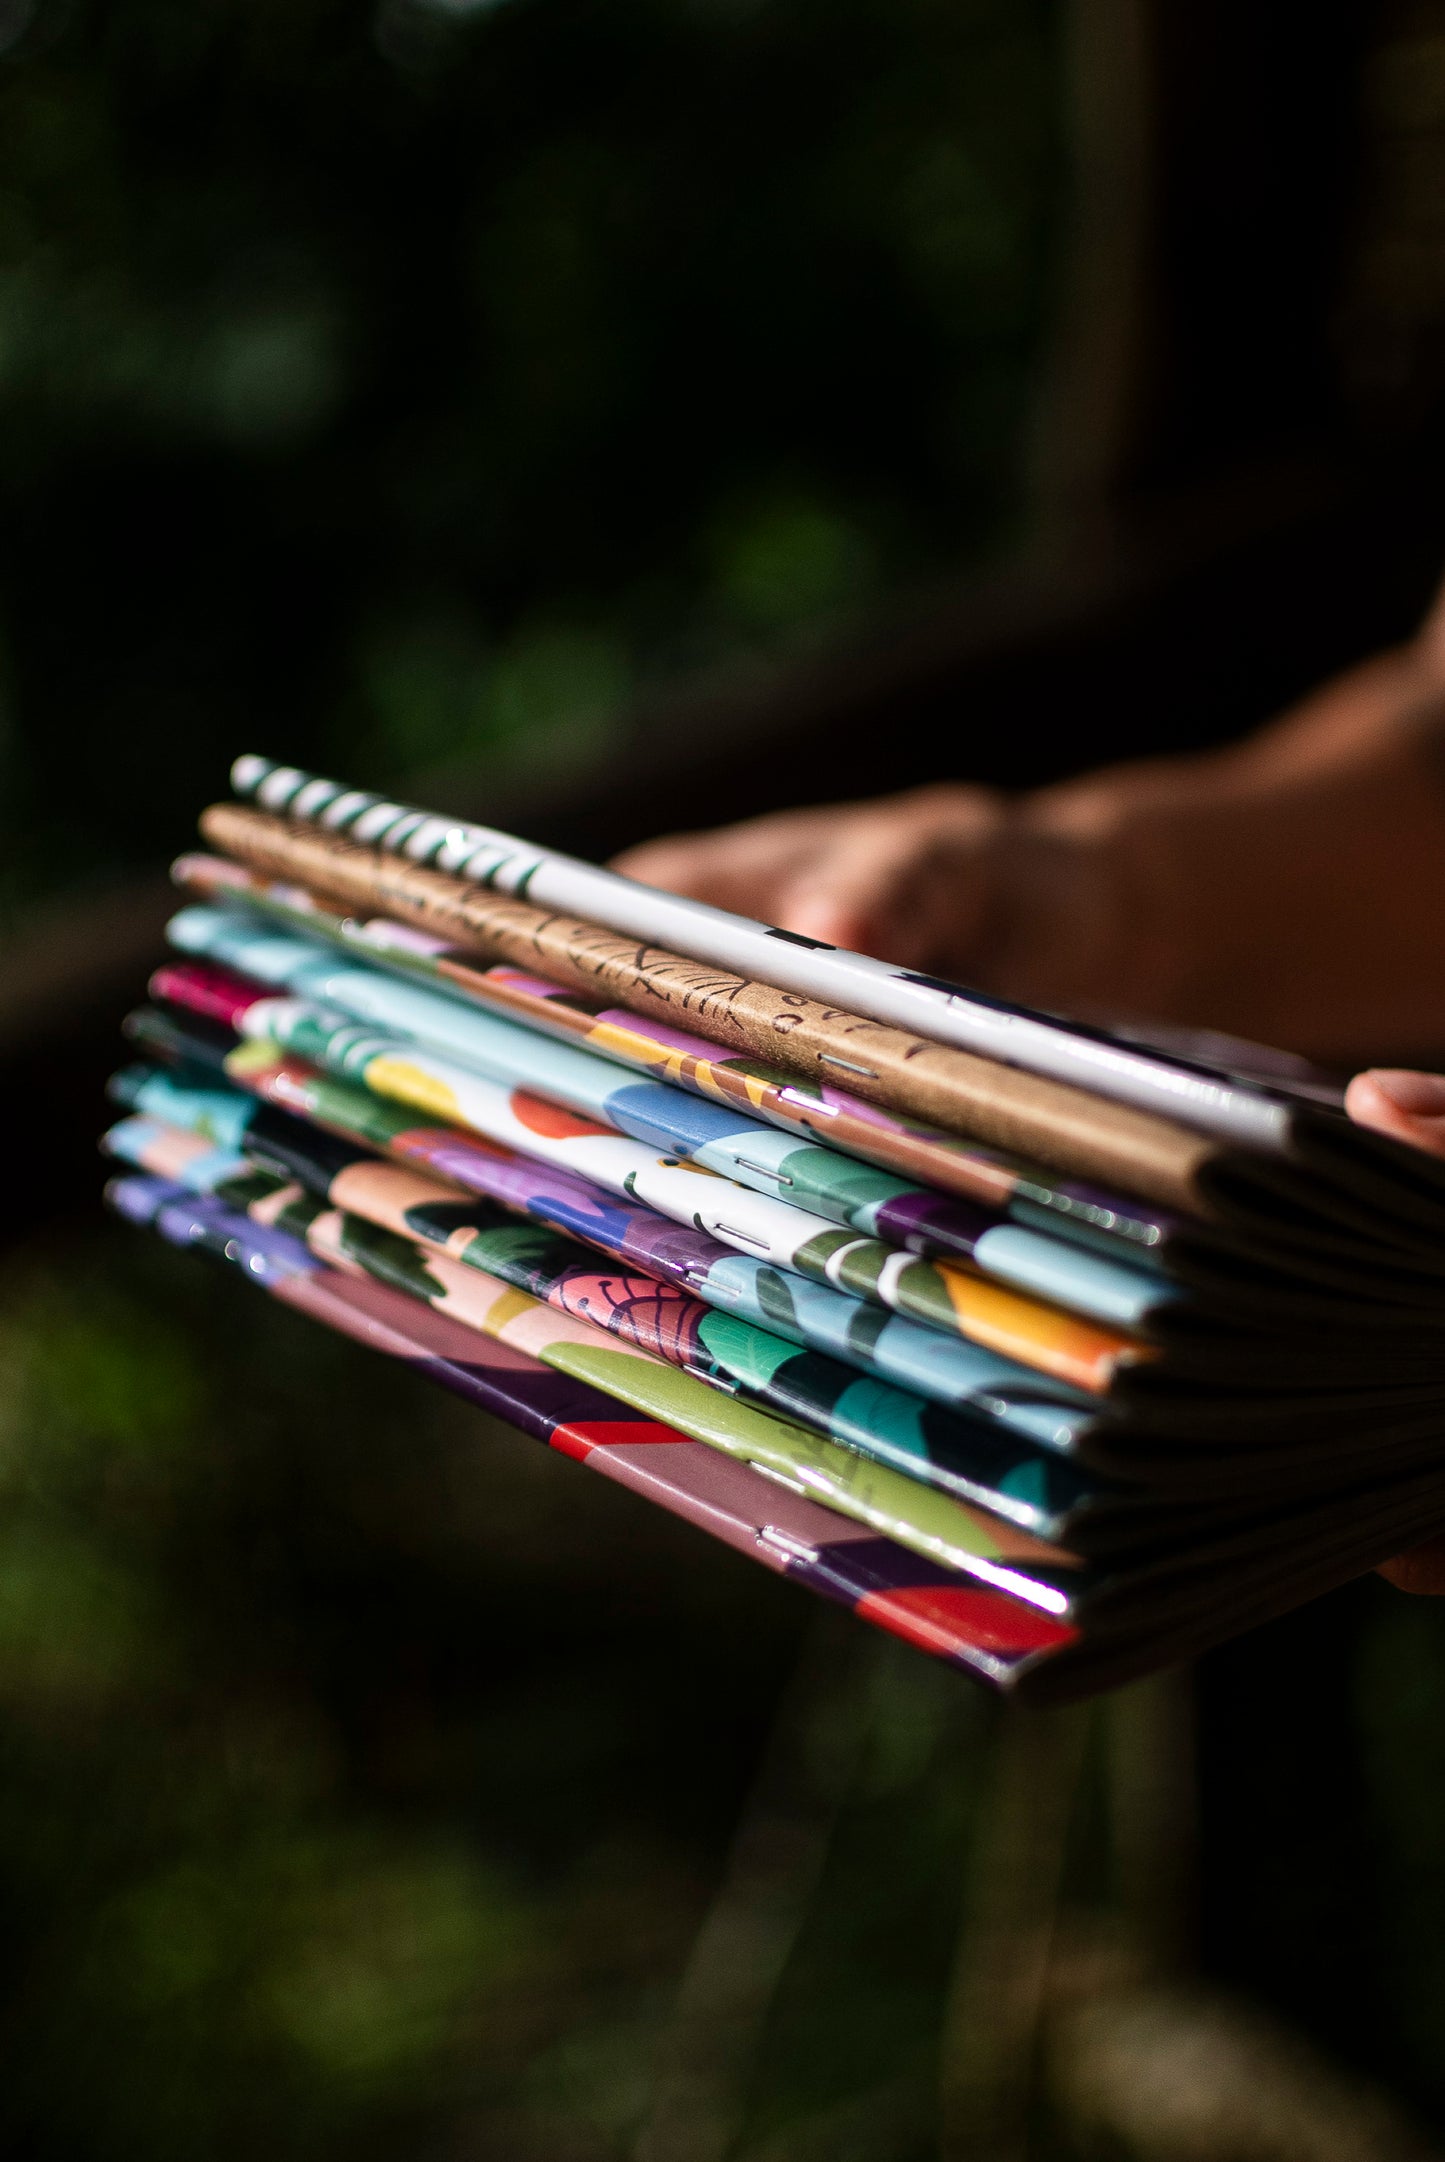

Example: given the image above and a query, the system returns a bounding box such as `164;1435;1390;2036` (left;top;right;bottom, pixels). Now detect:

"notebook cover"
198;797;1217;1211
186;807;1445;1284
113;1050;1102;1451
120;1010;1445;1460
104;1168;1076;1690
171;850;1182;1262
121;994;1445;1435
103;1105;1115;1548
223;759;1293;1147
153;915;1168;1335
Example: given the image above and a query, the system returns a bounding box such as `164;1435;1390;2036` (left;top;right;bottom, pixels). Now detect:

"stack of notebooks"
101;755;1445;1703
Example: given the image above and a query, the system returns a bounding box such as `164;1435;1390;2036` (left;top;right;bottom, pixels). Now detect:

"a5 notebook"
98;756;1445;1703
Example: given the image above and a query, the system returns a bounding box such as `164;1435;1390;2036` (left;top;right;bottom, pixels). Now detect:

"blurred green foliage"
6;10;1445;2153
0;0;1060;908
0;1224;1012;2159
0;7;1064;2149
15;1222;1445;2156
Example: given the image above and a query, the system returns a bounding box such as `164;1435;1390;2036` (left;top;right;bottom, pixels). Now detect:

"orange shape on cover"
509;1090;613;1141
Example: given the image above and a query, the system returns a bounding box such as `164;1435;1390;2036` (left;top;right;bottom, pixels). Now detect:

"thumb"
1377;1539;1445;1595
1344;1067;1445;1595
1344;1068;1445;1157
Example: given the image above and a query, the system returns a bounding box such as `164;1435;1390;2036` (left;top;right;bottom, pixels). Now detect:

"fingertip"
1343;1071;1397;1127
1346;1068;1445;1155
1358;1067;1445;1116
608;846;650;879
774;891;864;950
1378;1537;1445;1594
611;842;713;898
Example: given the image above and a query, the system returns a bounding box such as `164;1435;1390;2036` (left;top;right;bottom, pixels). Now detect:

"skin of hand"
617;596;1445;1591
612;784;1015;966
615;579;1445;1065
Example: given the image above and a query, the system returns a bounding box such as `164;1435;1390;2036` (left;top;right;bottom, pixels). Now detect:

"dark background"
5;2;1445;2156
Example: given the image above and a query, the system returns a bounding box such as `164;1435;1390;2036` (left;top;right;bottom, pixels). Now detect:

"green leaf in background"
0;0;1061;900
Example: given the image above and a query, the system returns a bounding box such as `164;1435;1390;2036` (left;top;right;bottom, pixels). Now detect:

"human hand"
611;783;1012;973
1345;1068;1445;1593
618;617;1445;1054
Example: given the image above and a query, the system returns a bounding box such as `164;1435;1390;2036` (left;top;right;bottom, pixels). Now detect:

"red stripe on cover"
549;1418;685;1461
857;1584;1077;1660
150;960;266;1029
